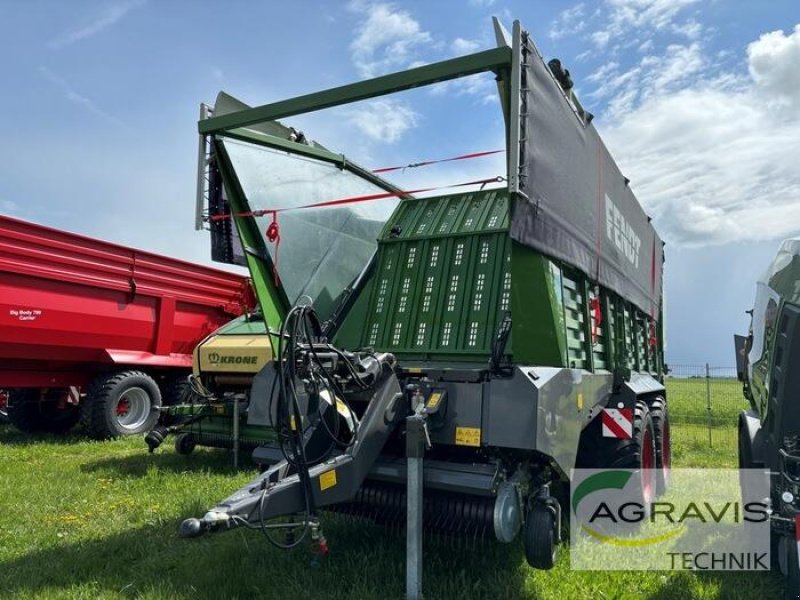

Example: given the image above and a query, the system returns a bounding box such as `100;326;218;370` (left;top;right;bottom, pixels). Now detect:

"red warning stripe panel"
602;408;633;439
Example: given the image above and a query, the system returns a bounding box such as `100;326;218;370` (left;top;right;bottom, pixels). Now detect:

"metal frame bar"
199;47;512;134
218;127;411;203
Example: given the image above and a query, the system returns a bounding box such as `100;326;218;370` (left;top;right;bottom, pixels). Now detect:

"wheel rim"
114;387;151;431
642;425;656;503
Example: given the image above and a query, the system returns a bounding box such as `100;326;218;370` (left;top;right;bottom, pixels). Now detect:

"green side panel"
561;268;589;370
359;189;510;361
510;243;566;367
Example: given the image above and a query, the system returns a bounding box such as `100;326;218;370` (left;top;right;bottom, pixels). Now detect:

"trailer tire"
159;373;193;426
161;373;192;406
175;432;196;455
524;504;558;570
6;389;80;434
83;371;161;439
600;401;657;506
779;535;800;598
649;396;671;495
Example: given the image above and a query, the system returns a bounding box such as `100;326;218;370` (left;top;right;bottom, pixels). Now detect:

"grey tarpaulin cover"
510;37;664;318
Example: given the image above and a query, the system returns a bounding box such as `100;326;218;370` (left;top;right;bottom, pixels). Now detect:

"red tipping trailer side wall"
0;215;253;387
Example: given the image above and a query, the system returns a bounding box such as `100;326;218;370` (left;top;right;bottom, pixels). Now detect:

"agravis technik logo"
570;469;771;570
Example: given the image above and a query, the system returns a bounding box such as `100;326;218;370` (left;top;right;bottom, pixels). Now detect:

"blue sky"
1;1;799;366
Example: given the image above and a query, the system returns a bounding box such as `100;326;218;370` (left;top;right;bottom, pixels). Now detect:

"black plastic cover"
511;39;664;317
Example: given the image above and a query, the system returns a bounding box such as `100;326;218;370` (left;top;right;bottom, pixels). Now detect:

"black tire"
524;504;558;570
649;396;671;495
82;371;161;439
6;389;80;434
781;535;800;599
159;373;194;426
161;373;192;406
174;432;196;455
599;401;657;506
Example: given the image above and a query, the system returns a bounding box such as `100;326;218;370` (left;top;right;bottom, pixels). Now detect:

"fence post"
705;363;712;447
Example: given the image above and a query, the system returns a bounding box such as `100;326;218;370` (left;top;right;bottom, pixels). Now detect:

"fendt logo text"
605;195;642;268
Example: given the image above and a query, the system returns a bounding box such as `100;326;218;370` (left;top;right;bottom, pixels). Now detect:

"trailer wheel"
778;535;800;598
524;504;558;570
159;374;194;426
601;401;657;506
161;373;192;406
649;396;671;495
175;432;196;455
6;389;80;434
83;371;161;439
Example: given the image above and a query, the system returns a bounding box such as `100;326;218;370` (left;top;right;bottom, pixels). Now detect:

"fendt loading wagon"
165;19;668;581
736;239;800;594
0;214;253;438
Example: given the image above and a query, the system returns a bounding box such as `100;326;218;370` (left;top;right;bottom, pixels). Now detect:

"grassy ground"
0;380;787;600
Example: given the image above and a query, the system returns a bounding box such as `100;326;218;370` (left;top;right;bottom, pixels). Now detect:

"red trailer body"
0;214;253;437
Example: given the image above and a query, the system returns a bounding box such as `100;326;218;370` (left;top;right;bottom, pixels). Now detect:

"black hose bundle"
260;302;364;548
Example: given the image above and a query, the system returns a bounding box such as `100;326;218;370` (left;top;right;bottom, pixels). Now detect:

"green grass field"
0;379;786;599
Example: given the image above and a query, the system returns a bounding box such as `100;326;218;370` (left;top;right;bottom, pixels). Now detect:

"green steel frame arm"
213;138;289;333
199;47;512;134
220;127;411;204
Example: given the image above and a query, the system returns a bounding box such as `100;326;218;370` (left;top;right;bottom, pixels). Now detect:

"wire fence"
666;364;747;454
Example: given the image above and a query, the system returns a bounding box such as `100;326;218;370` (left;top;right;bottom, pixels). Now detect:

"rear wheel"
82;371;161;439
649;396;671;495
6;389;80;434
779;535;800;599
600;401;657;506
161;373;192;406
159;373;193;426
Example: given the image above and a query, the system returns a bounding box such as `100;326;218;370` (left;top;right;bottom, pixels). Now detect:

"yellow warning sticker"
426;392;442;410
576;392;584;410
455;427;481;447
319;470;337;491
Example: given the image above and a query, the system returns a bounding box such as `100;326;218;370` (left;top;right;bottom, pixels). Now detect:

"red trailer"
0;214;253;438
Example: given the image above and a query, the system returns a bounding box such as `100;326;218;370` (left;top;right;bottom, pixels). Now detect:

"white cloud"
671;19;702;40
451;37;480;54
591;30;611;48
47;0;146;49
468;0;495;6
599;25;800;246
1;199;19;214
349;2;433;78
429;72;498;105
549;3;587;40
747;24;800;108
348;99;418;142
588;0;701;48
38;66;127;128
